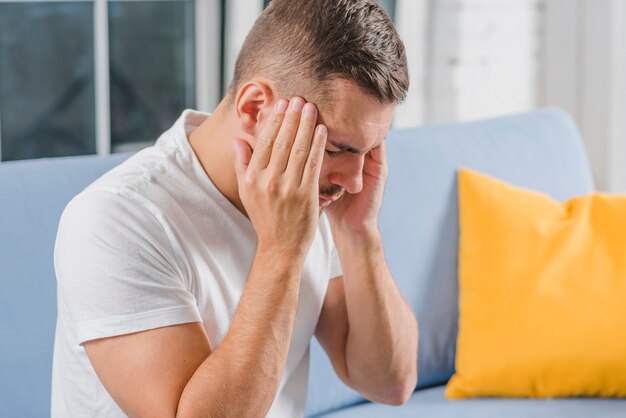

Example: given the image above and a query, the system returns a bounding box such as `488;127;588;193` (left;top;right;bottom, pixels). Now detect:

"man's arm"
315;231;418;405
83;97;328;418
85;249;305;418
316;141;418;405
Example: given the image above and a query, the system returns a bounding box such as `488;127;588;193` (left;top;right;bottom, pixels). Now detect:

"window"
0;0;212;161
0;2;96;161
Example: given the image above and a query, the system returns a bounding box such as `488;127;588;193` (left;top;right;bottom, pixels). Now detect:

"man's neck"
188;99;247;216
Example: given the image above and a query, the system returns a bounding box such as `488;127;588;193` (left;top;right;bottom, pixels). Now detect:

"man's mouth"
318;186;345;208
319;192;343;208
319;196;333;208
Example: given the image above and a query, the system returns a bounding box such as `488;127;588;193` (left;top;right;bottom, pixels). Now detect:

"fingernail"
303;103;317;118
275;100;288;113
316;124;327;136
290;97;304;112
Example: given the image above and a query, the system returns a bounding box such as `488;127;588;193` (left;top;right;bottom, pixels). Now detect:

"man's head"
229;0;408;202
230;0;409;106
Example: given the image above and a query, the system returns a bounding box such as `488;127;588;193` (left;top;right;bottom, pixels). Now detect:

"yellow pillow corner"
447;169;626;400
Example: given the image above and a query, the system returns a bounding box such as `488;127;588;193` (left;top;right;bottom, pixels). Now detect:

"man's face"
315;80;395;207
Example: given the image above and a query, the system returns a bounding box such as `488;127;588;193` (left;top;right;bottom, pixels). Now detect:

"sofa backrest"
0;153;130;418
304;108;595;416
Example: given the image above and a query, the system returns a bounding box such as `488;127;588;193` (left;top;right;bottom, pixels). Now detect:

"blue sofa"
1;108;624;417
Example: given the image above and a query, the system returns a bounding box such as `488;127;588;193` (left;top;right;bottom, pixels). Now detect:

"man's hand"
232;97;328;258
325;142;388;234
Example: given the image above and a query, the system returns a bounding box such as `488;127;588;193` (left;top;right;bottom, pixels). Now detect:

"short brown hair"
229;0;409;105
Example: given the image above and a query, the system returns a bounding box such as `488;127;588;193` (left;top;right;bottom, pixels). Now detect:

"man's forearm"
334;228;418;404
176;247;304;418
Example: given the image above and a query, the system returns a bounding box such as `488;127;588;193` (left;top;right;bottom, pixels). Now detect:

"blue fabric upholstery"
0;154;130;418
305;108;596;416
1;108;614;417
315;386;626;418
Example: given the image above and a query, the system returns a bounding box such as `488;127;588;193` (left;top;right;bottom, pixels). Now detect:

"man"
52;0;418;416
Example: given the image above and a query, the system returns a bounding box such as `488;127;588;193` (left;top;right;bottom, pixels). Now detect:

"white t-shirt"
51;109;343;418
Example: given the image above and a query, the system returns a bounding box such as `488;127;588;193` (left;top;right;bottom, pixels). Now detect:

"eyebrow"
327;140;362;154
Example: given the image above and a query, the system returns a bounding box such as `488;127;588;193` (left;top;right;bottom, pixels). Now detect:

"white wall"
419;0;625;192
195;0;222;112
223;0;264;91
393;0;429;128
541;0;626;192
425;0;543;123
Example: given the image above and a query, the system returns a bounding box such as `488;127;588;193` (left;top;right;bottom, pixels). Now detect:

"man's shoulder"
60;145;179;234
60;186;155;241
88;143;176;194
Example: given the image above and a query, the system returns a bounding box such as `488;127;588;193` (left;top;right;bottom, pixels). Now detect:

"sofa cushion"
315;386;626;418
446;169;626;399
0;153;130;418
305;108;595;416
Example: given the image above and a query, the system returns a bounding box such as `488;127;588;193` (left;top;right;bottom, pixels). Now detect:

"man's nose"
330;155;364;194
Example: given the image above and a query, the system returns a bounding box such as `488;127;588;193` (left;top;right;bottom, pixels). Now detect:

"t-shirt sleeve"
54;190;202;345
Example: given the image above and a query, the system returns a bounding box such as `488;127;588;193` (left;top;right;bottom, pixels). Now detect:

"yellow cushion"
446;169;626;399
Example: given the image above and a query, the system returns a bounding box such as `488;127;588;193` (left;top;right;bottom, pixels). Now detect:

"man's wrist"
332;225;383;253
255;243;307;276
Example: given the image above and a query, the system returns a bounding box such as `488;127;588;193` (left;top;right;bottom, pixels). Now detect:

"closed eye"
325;149;341;157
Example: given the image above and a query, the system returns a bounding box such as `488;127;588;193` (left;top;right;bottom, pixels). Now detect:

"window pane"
108;0;196;152
0;2;96;162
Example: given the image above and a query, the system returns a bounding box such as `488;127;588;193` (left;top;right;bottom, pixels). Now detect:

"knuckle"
282;115;299;128
271;114;283;125
243;175;256;189
258;136;273;147
294;146;309;156
265;181;280;196
308;157;321;169
274;139;288;150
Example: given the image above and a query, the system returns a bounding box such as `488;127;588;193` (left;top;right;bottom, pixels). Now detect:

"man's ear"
234;81;275;137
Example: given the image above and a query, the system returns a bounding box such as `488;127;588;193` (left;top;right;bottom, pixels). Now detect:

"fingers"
247;99;288;172
244;96;324;191
300;124;328;188
231;137;252;184
285;102;319;179
369;140;387;164
267;97;306;174
368;141;389;179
